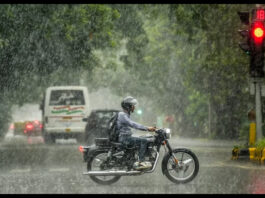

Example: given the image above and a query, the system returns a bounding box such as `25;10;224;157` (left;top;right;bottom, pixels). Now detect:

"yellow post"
248;109;256;146
249;147;256;161
249;122;256;146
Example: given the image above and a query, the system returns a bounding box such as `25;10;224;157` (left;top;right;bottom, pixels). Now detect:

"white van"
40;86;89;143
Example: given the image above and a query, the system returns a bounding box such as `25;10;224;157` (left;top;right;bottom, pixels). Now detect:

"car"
83;109;119;144
23;120;43;136
13;120;43;136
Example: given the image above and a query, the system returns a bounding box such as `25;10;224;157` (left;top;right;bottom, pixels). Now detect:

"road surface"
0;135;264;194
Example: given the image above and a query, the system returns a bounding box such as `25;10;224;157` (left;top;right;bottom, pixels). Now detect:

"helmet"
121;96;138;112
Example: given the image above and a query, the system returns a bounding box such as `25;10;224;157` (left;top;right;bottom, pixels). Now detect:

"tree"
0;4;120;137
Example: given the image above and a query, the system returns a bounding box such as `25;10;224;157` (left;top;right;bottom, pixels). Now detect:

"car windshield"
95;112;116;119
90;111;117;127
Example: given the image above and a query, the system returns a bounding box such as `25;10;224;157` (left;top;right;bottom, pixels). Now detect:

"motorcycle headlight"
165;128;171;139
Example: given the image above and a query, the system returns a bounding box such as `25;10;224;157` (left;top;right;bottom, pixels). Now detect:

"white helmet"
121;96;138;112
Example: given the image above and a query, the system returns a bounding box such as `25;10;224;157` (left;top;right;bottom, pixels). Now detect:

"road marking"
9;168;70;173
10;168;31;173
49;168;70;172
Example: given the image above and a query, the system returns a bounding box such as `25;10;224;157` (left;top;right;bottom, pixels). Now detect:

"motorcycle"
79;128;199;185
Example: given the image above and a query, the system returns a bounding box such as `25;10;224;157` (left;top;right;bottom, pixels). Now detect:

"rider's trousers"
119;135;148;162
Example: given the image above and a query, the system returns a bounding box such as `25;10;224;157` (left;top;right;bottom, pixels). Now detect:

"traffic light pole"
238;7;265;141
254;78;263;140
254;4;264;142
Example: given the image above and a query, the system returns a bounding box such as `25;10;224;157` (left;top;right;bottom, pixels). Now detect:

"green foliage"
88;4;258;139
0;96;12;140
143;4;254;138
238;121;250;141
255;138;265;150
0;4;121;137
0;4;120;97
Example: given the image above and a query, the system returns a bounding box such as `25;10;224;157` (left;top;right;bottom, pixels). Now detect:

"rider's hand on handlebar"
147;127;156;132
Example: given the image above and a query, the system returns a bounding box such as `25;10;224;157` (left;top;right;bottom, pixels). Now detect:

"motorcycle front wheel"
162;148;199;184
87;150;121;185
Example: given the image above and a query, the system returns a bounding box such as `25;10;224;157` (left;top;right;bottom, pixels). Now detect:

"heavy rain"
0;4;265;194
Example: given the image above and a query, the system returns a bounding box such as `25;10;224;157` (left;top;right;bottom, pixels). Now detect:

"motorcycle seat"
110;141;123;147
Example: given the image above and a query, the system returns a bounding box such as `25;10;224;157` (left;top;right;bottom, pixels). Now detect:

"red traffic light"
254;27;264;38
251;21;265;44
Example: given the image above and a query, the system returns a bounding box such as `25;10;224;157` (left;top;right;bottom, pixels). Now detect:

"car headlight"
165;128;171;139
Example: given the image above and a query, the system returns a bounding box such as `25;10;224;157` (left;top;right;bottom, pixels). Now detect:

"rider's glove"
147;127;156;132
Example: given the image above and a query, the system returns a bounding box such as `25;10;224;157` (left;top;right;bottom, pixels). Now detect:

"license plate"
63;117;72;120
65;128;71;132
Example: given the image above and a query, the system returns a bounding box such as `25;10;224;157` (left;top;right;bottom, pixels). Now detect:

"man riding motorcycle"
117;96;156;170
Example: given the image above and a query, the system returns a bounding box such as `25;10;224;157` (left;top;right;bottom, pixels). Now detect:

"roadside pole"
254;79;263;140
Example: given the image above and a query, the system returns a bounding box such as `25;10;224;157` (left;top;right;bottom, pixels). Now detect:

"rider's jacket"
117;111;147;140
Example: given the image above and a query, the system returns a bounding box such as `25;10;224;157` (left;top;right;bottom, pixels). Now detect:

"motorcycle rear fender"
84;145;110;162
82;145;94;162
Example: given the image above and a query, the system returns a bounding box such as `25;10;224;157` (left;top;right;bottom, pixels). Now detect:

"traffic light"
238;9;265;78
238;29;250;55
249;8;265;78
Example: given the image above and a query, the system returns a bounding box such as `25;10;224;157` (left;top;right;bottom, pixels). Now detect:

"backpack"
107;112;120;142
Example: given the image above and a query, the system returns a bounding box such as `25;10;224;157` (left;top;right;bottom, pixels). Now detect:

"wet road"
0;137;265;194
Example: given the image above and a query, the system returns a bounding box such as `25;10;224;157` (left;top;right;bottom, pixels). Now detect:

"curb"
232;147;265;164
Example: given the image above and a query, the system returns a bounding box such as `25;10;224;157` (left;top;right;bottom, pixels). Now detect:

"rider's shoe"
133;161;152;170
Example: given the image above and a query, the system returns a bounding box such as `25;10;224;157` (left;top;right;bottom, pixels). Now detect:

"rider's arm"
121;113;148;131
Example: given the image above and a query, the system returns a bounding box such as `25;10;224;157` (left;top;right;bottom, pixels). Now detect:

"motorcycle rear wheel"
87;150;121;185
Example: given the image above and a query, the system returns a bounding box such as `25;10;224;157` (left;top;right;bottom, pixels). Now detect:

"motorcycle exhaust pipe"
83;152;160;176
83;170;142;176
